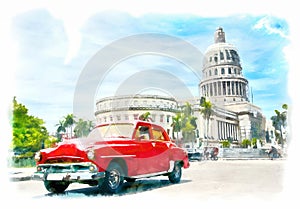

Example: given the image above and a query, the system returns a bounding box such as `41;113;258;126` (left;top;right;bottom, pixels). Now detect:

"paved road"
4;160;295;209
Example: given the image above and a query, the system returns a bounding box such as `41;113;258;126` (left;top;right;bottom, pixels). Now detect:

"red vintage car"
33;120;190;194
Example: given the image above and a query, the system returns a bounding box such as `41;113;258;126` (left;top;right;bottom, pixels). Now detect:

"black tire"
44;180;70;193
99;162;124;194
168;162;182;183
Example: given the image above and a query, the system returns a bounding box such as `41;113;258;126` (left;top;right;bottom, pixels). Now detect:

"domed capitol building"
95;27;272;147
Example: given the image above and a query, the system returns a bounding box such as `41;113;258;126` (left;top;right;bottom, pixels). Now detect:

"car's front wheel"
44;180;70;193
99;162;124;194
168;162;182;183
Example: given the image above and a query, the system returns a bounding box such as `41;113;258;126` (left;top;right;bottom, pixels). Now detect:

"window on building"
236;81;239;95
152;114;156;122
160;115;164;122
215;68;218;75
214;56;218;62
222;82;226;95
227;81;231;95
225;49;230;60
231;81;235;95
228;67;232;74
220;51;224;60
214;82;217;96
221;68;225;74
125;115;129;120
209;70;212;76
166;115;170;123
134;114;139;120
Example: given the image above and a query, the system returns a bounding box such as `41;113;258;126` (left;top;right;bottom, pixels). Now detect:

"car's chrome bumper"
32;162;105;181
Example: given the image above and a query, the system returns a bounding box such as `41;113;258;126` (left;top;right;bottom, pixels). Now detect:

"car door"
133;123;157;175
150;125;170;172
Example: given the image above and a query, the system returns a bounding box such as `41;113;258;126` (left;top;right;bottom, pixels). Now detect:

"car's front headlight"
34;151;41;162
87;149;95;160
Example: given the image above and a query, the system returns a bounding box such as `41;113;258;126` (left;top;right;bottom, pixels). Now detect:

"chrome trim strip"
38;162;94;167
100;154;136;158
47;156;83;160
129;171;168;179
32;171;106;181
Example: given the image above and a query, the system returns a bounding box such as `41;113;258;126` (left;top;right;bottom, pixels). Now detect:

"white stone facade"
95;94;178;136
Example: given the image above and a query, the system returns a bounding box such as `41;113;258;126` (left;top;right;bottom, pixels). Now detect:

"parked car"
33;120;190;194
184;145;202;161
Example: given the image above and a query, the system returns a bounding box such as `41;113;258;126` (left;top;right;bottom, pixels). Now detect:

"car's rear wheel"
44;180;70;193
168;162;182;183
99;162;124;194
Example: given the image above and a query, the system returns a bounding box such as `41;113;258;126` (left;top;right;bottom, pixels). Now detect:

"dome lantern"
214;27;226;43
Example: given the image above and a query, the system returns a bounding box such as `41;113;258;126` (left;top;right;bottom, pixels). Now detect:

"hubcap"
174;165;181;178
108;169;121;189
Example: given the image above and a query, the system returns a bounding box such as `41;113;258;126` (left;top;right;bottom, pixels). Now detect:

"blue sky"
2;1;295;134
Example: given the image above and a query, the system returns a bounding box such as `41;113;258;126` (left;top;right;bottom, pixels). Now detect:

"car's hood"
39;138;91;163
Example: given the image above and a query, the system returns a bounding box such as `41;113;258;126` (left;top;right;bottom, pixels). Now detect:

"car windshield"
87;123;134;141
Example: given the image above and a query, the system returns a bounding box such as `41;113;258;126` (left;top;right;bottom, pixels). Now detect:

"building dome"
199;27;249;105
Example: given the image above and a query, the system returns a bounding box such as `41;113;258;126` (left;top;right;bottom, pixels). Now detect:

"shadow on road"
43;178;191;197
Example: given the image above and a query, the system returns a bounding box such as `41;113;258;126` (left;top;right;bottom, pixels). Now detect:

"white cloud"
253;16;289;38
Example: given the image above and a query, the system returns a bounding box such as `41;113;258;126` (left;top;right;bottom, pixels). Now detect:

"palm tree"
64;114;76;138
139;112;152;121
271;104;288;148
181;102;197;146
200;97;213;145
55;120;66;140
171;113;182;143
74;118;95;137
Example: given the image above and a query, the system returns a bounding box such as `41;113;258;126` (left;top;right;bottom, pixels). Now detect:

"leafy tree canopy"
12;97;49;157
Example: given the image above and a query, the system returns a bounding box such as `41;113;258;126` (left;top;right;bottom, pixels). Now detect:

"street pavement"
8;157;284;182
8;167;35;182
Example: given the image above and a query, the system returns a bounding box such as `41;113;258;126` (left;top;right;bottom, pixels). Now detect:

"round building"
95;94;178;136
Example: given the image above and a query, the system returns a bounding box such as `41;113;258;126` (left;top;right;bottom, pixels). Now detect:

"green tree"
200;97;213;144
181;102;197;146
241;139;251;148
271;104;288;148
63;114;76;138
139;112;151;121
12;97;49;159
220;140;231;148
251;137;258;148
74;118;94;137
55;119;66;140
171;113;182;142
